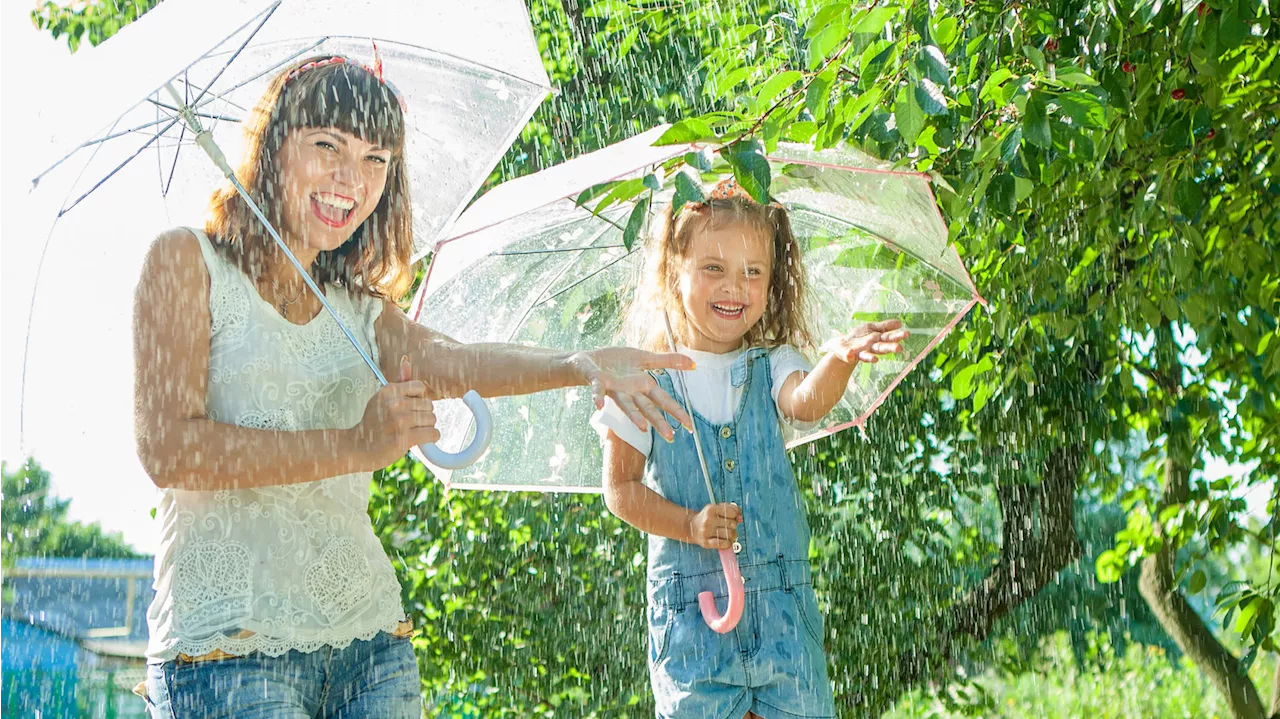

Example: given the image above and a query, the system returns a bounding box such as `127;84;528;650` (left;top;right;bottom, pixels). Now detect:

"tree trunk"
1138;449;1266;719
1271;660;1280;719
949;446;1082;641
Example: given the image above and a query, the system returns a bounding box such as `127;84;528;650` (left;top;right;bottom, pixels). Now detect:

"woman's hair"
623;194;815;352
204;54;413;300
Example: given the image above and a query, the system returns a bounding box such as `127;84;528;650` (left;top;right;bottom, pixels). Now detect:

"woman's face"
275;126;392;252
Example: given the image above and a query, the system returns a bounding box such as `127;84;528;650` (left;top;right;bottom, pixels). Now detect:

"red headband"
285;45;406;112
688;177;781;210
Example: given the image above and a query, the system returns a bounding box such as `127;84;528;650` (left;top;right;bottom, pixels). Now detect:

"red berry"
1122;61;1136;73
1197;2;1208;15
1171;88;1186;100
1045;38;1060;52
1205;129;1216;139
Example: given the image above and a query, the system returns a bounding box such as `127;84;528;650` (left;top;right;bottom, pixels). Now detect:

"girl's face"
676;220;773;353
275;126;392;252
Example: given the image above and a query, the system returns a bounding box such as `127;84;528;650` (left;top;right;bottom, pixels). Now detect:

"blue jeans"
143;632;421;719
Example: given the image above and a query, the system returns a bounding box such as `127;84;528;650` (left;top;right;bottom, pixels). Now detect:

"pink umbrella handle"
698;549;745;633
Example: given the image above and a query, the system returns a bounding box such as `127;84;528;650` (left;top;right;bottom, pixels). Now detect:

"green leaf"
1219;0;1248;49
1057;91;1107;129
979;68;1014;103
755;70;803;109
917;45;950;85
895;85;926;145
657;118;717;145
852;5;897;33
806;69;835;121
1023;45;1046;73
1023;92;1052;149
951;355;994;400
622;196;650;252
684;148;715;171
806;2;850;38
1189;570;1207;594
724;140;772;204
642;173;662;192
672;171;705;213
915;79;949;116
986;174;1018;217
1174;177;1205;218
932;17;959;52
1056;69;1099;87
807;24;847;69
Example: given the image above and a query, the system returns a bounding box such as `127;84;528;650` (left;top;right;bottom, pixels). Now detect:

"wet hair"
624;195;815;352
204;54;412;300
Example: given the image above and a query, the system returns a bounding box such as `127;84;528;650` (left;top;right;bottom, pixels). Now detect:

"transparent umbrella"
411;126;985;492
19;0;551;479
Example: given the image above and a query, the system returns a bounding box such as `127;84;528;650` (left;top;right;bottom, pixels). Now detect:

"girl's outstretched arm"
602;431;740;550
777;319;909;423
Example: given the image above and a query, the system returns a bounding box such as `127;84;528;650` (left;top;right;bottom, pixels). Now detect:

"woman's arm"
378;301;694;438
776;320;908;423
132;229;426;491
602;431;740;549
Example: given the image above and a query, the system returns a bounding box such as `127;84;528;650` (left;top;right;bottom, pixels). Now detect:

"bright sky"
1;6;166;555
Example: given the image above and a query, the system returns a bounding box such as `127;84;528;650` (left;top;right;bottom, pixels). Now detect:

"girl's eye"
704;265;722;272
746;268;762;277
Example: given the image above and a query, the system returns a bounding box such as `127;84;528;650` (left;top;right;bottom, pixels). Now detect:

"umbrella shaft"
227;172;389;387
662;312;717;506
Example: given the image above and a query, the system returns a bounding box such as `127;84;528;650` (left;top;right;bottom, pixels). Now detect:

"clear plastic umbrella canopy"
18;0;550;486
412;127;984;492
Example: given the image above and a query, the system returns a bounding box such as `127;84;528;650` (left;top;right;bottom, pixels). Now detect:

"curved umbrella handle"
417;390;492;470
698;549;745;633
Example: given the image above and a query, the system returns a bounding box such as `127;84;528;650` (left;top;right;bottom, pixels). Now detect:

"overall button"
724;459;736;472
732;541;742;553
720;426;733;439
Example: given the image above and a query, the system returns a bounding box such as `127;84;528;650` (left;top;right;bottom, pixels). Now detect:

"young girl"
594;178;906;719
133;55;692;718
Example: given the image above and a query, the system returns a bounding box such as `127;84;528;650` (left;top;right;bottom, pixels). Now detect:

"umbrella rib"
58;117;180;218
189;1;280;108
163;122;188;197
533;247;638;309
493;244;626;256
191;38;328;113
146;98;240;124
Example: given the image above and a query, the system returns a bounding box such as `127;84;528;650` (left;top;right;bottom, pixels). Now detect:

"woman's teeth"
314;193;355;210
312;193;354;226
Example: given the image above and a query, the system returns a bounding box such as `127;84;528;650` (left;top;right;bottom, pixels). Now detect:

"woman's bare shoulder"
138;227;210;296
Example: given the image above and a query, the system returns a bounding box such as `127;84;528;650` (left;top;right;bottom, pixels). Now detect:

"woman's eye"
315;140;337;151
746;268;762;277
367;155;389;165
704;265;722;273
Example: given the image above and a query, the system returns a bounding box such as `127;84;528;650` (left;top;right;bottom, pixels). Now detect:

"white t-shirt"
591;344;814;458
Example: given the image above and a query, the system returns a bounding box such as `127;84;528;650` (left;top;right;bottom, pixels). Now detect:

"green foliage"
885;630;1276;718
1;460;142;564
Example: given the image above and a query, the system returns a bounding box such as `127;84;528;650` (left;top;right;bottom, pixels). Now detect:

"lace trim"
155;615;409;660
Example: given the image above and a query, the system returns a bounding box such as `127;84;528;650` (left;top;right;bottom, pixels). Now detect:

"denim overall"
645;348;835;719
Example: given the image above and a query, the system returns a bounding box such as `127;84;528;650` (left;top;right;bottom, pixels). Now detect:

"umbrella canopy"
18;0;549;486
411;128;984;492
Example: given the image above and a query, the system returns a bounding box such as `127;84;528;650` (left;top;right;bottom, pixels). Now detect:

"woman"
133;55;692;718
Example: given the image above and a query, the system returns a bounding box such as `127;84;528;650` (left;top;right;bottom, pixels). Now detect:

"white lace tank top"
145;228;405;661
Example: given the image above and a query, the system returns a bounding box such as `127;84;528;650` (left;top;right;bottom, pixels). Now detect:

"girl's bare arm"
602;431;739;549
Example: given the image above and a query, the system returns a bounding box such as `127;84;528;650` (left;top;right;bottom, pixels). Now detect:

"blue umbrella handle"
413;390;492;470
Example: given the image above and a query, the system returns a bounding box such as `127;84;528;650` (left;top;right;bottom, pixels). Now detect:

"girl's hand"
830;319;909;364
570;348;695;442
690;502;743;550
350;356;440;469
